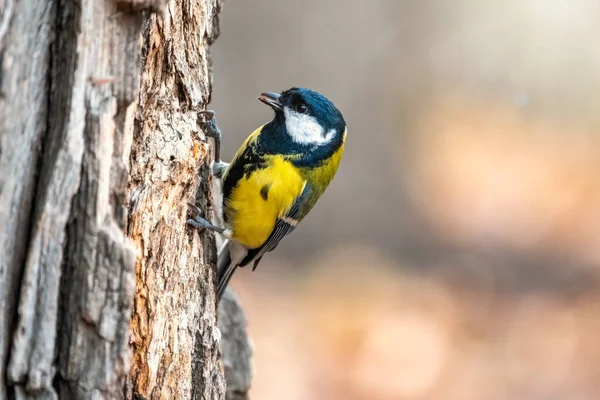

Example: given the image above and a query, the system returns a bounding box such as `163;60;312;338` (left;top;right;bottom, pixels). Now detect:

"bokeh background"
210;1;600;399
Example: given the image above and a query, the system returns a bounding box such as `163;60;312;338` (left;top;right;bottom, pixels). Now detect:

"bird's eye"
295;103;308;114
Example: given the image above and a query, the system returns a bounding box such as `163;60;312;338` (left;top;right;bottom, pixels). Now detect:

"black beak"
258;92;282;111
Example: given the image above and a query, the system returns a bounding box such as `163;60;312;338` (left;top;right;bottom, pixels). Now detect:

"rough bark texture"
0;0;251;398
219;290;252;400
126;0;229;398
0;1;54;398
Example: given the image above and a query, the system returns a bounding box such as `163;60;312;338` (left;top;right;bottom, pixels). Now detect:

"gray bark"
0;0;251;398
0;1;54;397
219;290;252;400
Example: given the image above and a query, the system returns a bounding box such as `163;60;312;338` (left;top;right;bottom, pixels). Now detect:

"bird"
187;87;347;300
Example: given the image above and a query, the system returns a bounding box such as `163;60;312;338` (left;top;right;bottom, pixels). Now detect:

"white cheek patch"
283;107;336;145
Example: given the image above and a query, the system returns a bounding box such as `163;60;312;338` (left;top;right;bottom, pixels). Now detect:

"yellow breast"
225;155;305;249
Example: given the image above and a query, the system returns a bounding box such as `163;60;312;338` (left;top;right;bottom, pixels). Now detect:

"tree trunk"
0;0;251;398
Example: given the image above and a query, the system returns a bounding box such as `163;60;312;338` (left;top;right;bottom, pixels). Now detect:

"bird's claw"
197;109;223;163
187;202;202;217
198;110;215;119
198;110;221;140
186;203;226;235
187;217;212;231
186;203;206;231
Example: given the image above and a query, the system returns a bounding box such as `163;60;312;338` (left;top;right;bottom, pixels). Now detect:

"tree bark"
127;0;228;398
218;291;252;400
0;0;251;399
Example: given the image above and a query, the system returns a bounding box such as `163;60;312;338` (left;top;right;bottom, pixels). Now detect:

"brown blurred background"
210;1;600;399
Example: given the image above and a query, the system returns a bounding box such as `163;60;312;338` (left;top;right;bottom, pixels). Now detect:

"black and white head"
258;88;346;146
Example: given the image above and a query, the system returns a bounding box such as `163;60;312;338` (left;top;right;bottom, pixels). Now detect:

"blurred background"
210;0;600;399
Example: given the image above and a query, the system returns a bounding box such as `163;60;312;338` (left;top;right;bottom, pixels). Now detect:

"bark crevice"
1;0;251;398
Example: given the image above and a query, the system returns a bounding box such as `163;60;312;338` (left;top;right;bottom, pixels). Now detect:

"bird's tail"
216;239;240;300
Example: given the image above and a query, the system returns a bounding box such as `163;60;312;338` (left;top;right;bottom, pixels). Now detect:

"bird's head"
258;88;346;146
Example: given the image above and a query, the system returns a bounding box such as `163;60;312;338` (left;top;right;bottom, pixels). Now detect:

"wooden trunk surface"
0;0;250;398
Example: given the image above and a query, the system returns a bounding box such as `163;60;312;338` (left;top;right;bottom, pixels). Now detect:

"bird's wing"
241;183;311;269
221;125;264;202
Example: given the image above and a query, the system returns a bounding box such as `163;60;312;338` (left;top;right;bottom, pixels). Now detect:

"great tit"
188;87;346;300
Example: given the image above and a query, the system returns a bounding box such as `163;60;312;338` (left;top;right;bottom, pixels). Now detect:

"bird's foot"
186;203;211;232
186;203;230;238
198;110;225;171
198;110;222;141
